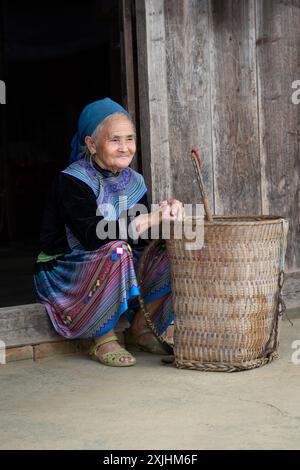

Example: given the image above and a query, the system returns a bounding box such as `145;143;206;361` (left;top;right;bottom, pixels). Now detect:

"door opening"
0;0;139;306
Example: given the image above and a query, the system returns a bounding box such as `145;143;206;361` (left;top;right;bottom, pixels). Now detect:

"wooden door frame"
120;0;142;174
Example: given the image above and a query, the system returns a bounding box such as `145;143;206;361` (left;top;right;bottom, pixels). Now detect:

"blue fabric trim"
90;285;140;338
160;310;174;334
143;284;172;304
128;284;172;309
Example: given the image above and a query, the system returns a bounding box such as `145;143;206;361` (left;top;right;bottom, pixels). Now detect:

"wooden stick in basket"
191;147;213;222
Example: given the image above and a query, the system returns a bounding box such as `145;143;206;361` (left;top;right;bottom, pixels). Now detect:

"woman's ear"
85;136;96;155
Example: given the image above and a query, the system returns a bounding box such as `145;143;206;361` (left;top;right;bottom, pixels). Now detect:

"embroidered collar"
62;159;147;221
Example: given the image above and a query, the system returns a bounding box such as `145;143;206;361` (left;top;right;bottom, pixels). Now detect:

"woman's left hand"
159;198;185;221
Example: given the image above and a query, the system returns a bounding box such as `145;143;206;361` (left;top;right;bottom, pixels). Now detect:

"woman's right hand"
135;204;180;236
160;203;177;222
159;198;184;222
151;204;174;226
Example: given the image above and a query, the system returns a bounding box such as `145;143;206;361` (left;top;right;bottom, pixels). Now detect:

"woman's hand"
134;199;184;237
159;198;185;222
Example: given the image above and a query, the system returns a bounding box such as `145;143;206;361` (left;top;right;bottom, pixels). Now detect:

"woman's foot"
91;332;136;366
126;295;173;354
125;326;169;355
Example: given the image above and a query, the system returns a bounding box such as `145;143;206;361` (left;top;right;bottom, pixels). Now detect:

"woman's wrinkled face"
88;114;136;174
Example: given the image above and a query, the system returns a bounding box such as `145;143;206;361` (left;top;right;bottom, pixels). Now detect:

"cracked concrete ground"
0;317;299;450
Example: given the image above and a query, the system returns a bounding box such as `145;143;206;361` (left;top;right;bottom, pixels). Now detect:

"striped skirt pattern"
33;240;174;339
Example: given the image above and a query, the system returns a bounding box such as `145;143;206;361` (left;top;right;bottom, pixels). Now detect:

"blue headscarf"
70;98;129;163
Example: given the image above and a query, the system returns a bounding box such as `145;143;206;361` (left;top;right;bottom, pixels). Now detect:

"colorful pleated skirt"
33;240;174;339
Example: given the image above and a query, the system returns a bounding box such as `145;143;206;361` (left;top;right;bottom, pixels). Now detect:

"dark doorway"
0;0;137;306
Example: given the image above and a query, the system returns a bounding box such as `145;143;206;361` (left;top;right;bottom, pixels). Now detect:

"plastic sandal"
89;335;136;367
124;326;170;355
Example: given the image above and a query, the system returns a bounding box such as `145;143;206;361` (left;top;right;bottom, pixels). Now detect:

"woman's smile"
89;114;136;173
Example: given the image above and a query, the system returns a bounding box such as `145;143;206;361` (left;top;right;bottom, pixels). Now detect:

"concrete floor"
0;317;300;450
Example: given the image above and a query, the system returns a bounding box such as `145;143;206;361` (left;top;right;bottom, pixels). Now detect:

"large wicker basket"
164;215;289;372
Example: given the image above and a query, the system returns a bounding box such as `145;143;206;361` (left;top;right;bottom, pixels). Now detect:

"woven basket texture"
165;215;288;372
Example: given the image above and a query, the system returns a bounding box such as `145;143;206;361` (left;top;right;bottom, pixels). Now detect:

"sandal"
124;326;170;355
89;335;136;367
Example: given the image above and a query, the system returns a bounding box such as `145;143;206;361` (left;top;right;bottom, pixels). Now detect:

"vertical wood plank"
209;0;261;215
135;0;152;199
256;0;300;270
120;0;139;172
135;0;172;203
164;0;214;207
121;0;137;120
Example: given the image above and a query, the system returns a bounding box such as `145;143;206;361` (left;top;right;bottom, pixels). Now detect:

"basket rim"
180;214;287;226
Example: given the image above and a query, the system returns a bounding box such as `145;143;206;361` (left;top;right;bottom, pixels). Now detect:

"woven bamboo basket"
163;215;289;372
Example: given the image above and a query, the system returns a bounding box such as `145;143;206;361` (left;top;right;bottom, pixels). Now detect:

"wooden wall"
136;0;300;308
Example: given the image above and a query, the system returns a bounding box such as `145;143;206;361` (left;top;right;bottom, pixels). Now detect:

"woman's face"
90;114;136;174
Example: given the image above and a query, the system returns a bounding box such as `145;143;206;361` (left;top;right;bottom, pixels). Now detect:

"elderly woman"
34;98;183;367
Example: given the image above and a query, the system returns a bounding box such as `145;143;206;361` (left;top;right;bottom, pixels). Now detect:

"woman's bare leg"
130;295;168;331
129;294;174;344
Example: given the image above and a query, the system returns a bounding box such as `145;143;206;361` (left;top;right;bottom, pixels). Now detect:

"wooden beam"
0;304;61;348
121;0;139;172
164;0;214;207
0;303;130;348
209;0;261;215
135;0;172;204
121;0;137;120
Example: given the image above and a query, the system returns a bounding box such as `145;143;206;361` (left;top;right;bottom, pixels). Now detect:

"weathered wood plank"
121;0;137;120
0;304;61;348
135;0;153;201
164;0;214;208
209;0;261;215
255;0;300;271
121;0;139;172
0;303;130;348
135;0;172;204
